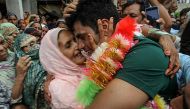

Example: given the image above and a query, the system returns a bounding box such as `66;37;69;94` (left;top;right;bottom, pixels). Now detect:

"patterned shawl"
13;33;47;108
0;23;19;38
0;35;15;108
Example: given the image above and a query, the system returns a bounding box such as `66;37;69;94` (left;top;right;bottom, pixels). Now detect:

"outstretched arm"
86;79;148;109
148;0;172;32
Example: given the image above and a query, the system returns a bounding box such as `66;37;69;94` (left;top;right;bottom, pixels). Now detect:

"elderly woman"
26;22;42;43
0;22;19;51
13;33;49;109
0;33;31;108
40;28;86;109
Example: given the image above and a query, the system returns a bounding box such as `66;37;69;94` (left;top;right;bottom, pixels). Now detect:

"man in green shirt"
65;0;178;108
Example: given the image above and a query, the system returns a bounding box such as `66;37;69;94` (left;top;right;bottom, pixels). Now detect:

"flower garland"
76;17;167;109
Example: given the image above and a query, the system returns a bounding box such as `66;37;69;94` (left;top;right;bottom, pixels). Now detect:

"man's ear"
101;19;109;30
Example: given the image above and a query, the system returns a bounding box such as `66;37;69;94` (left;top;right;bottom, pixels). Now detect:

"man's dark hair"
0;11;2;20
180;8;190;17
180;19;190;56
66;0;119;34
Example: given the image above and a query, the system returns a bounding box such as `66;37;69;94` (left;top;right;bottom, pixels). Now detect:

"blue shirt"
177;53;190;89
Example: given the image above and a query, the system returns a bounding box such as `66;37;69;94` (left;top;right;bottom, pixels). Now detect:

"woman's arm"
11;56;31;100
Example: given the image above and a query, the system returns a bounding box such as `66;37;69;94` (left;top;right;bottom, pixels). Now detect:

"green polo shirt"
115;37;177;100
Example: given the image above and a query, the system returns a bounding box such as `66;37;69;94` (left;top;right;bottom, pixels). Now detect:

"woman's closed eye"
30;41;36;47
65;40;72;48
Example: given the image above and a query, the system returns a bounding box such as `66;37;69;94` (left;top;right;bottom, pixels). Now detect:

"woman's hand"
12;55;32;100
44;74;55;104
16;55;32;80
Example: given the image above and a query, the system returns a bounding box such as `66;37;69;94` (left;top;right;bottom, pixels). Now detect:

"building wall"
6;0;23;19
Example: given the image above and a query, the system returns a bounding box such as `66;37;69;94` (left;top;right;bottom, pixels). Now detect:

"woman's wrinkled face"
21;36;37;53
0;37;8;61
58;30;86;65
6;31;19;49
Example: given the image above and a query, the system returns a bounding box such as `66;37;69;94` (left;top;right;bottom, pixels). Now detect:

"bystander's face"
169;2;178;13
21;36;37;53
8;15;18;26
122;3;143;23
34;15;40;23
58;22;66;28
18;19;26;30
0;37;8;61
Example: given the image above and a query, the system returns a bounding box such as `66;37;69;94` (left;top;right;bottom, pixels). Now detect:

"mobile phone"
145;6;160;29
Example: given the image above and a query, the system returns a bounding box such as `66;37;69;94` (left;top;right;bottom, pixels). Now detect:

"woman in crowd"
41;24;49;38
18;19;27;33
28;14;40;23
56;18;66;28
40;28;86;109
7;13;18;26
0;22;19;51
27;21;42;43
13;33;49;109
0;32;31;109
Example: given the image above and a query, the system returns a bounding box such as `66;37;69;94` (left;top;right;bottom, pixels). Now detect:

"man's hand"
63;0;78;18
88;17;114;50
156;18;166;31
159;35;180;78
16;55;32;80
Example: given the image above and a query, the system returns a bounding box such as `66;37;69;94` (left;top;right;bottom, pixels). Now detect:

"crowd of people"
0;0;190;109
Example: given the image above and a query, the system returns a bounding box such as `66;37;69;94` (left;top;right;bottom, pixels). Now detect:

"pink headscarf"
40;28;84;109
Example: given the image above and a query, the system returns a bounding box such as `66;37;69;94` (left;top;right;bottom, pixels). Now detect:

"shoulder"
124;37;169;69
115;37;170;98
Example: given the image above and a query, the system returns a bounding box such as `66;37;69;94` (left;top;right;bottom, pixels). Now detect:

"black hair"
0;11;2;19
24;27;41;37
122;0;146;14
66;0;119;34
180;19;190;56
7;12;17;19
180;8;190;17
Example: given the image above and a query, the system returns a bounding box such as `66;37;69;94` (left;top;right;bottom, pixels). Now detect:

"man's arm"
141;25;180;76
148;0;172;32
87;79;148;109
